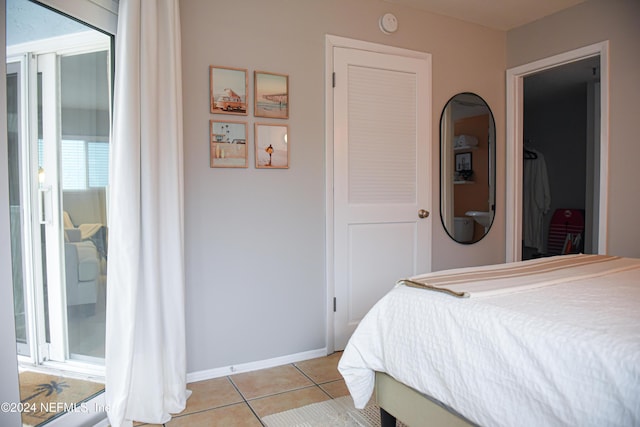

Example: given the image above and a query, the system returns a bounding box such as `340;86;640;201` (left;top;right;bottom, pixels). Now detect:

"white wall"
507;0;640;257
180;0;506;374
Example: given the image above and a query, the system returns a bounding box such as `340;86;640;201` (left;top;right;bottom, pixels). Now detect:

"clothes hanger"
524;149;538;160
523;139;538;159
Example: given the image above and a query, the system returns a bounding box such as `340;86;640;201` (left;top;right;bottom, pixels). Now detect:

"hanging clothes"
523;147;551;253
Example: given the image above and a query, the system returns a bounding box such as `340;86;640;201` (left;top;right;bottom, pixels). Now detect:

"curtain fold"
105;0;188;426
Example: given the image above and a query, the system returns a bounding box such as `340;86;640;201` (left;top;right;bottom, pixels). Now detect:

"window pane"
88;141;109;187
61;140;87;190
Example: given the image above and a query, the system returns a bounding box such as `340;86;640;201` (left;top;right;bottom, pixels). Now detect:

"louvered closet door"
333;46;431;349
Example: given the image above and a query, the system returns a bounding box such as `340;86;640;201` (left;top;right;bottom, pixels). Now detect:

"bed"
338;254;640;427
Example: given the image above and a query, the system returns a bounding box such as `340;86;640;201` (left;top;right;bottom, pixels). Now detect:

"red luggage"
547;209;584;255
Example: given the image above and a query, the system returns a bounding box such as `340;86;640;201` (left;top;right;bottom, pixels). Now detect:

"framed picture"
210;66;248;115
455;152;472;171
254;71;289;119
210;120;248;168
255;123;289;169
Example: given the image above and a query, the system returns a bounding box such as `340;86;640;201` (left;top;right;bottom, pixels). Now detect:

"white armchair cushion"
65;240;99;306
76;243;99;281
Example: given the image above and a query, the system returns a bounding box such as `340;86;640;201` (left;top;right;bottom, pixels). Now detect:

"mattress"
338;255;640;427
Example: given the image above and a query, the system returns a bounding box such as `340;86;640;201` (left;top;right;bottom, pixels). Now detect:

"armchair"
63;210;108;259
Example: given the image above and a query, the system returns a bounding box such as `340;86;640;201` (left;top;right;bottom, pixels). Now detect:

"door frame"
8;32;110;373
505;41;609;261
324;35;432;353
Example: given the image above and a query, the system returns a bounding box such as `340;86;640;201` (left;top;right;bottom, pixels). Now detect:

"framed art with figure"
255;123;289;168
254;71;289;119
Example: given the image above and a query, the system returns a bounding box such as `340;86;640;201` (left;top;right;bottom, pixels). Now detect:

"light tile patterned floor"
137;351;350;426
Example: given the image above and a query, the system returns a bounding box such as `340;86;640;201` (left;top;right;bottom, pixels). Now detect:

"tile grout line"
165;359;344;426
225;373;267;426
292;363;335;400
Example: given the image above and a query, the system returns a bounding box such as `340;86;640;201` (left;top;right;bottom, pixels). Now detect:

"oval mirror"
440;93;496;244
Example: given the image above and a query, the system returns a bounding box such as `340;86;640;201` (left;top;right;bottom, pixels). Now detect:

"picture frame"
210;66;248;115
210;120;248;168
455;152;472;171
255;123;289;169
254;71;289;119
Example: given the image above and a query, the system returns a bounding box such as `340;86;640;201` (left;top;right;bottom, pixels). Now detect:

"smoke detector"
379;13;398;34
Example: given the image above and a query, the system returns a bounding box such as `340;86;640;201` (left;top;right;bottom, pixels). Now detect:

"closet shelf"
454;145;478;152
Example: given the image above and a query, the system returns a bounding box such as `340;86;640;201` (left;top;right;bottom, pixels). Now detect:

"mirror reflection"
440;93;496;244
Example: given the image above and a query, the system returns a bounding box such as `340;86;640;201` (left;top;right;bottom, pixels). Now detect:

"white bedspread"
338;255;640;427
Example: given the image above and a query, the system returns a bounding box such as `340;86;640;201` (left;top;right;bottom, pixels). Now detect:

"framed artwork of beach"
210;66;248;115
255;123;289;169
210;120;248;168
254;71;289;119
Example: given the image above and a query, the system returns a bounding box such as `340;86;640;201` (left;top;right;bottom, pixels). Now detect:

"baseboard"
186;347;329;383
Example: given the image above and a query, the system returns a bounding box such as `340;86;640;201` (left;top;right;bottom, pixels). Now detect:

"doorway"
521;56;601;260
505;42;609;262
325;36;432;351
6;0;112;375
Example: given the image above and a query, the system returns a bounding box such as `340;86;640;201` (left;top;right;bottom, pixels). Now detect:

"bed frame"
375;372;474;427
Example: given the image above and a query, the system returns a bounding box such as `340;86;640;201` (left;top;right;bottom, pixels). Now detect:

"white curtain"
105;1;188;426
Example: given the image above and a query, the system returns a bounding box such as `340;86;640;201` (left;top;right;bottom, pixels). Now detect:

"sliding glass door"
7;0;112;372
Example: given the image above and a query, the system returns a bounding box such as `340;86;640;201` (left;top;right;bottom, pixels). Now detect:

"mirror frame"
439;92;496;244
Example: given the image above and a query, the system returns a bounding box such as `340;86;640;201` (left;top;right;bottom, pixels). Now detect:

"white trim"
8;58;42;363
324;36;336;355
39;358;105;379
7;31;110;58
35;0;118;35
39;52;69;362
505;41;609;261
186;348;328;383
326;34;431;60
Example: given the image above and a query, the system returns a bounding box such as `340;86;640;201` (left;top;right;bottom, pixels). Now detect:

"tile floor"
137;351;350;426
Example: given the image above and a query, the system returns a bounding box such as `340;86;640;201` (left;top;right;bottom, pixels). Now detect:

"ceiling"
6;0;88;47
7;0;596;105
382;0;586;31
524;55;600;102
382;0;598;100
7;0;586;44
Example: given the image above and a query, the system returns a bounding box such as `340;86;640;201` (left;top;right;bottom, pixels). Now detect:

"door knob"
418;209;430;219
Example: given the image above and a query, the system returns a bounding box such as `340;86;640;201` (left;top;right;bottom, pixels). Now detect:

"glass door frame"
39;50;67;364
7;57;47;362
8;31;110;376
